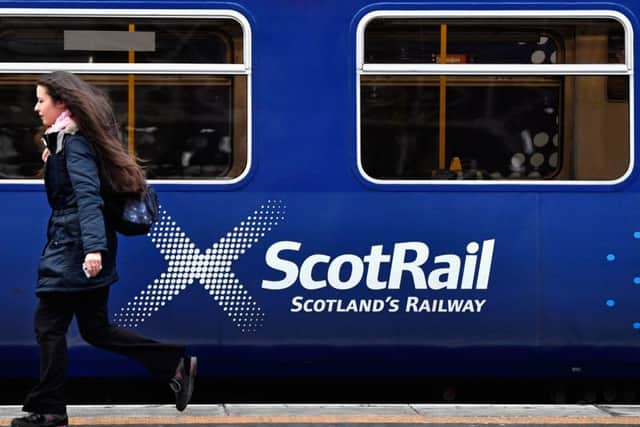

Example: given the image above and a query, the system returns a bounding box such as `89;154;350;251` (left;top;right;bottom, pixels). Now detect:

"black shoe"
11;413;68;427
169;356;197;411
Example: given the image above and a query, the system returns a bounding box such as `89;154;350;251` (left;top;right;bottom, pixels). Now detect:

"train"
0;0;639;402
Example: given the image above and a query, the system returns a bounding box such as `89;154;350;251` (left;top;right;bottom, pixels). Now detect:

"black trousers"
22;286;185;414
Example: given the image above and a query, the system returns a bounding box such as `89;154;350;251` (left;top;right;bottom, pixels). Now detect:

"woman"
11;71;196;427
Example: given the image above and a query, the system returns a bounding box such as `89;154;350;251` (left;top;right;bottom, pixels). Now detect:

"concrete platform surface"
2;404;640;425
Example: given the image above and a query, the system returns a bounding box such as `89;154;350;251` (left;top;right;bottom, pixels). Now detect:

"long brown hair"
37;71;146;195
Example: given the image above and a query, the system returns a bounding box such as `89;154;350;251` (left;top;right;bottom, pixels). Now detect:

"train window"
364;18;624;64
0;10;250;183
0;17;243;64
358;12;631;183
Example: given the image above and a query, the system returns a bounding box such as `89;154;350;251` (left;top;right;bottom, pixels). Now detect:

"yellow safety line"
127;23;135;157
1;415;639;425
438;23;447;170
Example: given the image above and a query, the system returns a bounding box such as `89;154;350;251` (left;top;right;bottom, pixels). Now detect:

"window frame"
355;10;634;186
0;8;252;186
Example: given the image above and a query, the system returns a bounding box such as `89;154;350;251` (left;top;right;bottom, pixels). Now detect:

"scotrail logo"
113;200;287;332
261;239;495;314
113;199;497;332
262;240;495;291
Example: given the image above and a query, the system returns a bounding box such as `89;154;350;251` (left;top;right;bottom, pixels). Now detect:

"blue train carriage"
0;0;637;386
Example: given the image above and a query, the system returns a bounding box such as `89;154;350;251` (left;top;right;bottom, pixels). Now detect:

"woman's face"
34;85;66;127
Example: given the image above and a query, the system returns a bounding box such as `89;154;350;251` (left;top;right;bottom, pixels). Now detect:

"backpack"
107;186;160;236
60;132;159;236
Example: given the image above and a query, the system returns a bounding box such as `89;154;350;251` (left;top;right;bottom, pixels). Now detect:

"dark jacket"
37;130;118;294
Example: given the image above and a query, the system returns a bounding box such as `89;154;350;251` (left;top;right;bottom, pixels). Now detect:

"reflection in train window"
0;14;249;181
359;16;630;181
364;18;624;64
0;17;243;63
361;75;629;180
109;75;247;179
0;74;247;180
0;77;42;178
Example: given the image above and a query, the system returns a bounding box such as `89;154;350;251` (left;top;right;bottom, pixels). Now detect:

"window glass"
0;13;249;182
0;76;41;178
0;18;243;63
360;15;630;182
361;75;629;180
365;18;625;64
0;74;247;180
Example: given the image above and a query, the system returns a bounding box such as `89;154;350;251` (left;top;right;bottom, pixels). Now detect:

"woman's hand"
41;148;50;163
83;252;102;278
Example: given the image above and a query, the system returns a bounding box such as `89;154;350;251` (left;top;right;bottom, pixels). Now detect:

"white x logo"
112;200;286;332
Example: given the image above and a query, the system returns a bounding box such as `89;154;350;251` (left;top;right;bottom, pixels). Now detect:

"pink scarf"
45;110;78;134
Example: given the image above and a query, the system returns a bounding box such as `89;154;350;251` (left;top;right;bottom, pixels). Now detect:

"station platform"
3;404;640;426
